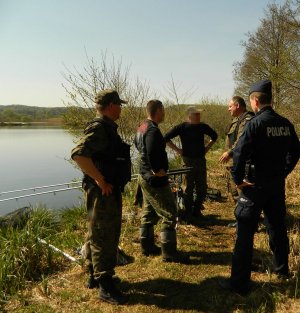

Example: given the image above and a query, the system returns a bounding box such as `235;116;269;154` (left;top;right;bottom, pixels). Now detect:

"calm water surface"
0;127;83;215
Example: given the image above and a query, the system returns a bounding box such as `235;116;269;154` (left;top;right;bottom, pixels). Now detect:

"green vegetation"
1;156;299;313
233;1;300;109
1;3;299;311
0;105;67;124
0;207;85;304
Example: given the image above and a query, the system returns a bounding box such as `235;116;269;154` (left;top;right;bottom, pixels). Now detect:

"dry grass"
3;153;300;313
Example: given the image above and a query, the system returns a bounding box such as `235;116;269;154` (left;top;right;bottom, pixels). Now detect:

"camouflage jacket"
226;111;254;163
71;115;131;189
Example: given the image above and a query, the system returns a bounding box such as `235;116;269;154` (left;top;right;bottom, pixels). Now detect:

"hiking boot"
140;224;161;256
192;210;208;220
218;278;251;296
117;248;135;265
98;275;129;305
99;287;129;305
87;275;99;289
142;243;161;256
86;264;99;289
276;273;291;281
87;274;120;289
162;250;190;264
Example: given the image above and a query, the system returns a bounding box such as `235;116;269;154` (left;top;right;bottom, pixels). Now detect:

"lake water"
0;126;84;216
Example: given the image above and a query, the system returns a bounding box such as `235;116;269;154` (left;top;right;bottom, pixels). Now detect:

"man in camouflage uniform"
134;100;189;263
71;89;129;305
220;96;254;204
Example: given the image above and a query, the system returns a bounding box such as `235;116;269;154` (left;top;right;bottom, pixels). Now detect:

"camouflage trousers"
225;166;240;203
138;175;177;231
83;184;122;279
182;156;207;215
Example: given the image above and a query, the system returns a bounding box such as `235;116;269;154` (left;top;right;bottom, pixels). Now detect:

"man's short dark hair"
250;92;272;105
146;100;163;117
232;96;246;108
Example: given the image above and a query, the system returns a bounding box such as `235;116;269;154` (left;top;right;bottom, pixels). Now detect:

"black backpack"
84;118;132;191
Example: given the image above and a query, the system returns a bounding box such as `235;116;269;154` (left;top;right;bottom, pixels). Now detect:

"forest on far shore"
0;105;67;123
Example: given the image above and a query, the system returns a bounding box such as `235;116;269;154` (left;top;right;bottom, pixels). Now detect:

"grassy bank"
1;152;300;313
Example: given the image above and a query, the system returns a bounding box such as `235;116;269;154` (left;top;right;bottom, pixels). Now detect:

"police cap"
249;79;272;96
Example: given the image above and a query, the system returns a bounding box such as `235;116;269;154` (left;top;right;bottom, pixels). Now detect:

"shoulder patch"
245;112;255;121
84;119;103;135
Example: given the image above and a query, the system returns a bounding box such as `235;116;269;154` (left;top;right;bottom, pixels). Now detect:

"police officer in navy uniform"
219;79;300;295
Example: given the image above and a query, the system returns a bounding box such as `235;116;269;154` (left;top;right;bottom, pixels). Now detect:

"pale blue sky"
0;0;285;107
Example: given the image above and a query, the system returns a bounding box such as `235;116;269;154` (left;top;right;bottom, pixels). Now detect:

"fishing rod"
0;168;193;204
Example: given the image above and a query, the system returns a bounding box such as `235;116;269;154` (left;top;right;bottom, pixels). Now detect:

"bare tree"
163;74;197;105
62;51;152;142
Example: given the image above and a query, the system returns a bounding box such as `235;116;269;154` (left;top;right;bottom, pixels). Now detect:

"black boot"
182;195;193;224
98;275;129;305
86;265;120;289
140;224;161;256
160;229;190;264
86;264;99;289
192;203;208;220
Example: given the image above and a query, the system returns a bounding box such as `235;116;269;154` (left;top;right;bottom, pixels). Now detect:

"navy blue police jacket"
231;106;300;186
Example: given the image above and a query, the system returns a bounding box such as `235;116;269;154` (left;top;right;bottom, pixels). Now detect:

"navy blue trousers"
230;180;289;290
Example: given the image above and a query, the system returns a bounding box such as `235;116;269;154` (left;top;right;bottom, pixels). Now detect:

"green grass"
1;153;300;313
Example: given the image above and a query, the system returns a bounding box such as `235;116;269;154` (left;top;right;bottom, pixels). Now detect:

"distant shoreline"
0;121;63;127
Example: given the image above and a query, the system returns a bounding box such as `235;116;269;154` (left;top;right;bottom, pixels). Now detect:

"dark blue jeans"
230;180;289;290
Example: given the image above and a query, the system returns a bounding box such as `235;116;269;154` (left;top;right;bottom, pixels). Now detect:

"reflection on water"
0;126;83;215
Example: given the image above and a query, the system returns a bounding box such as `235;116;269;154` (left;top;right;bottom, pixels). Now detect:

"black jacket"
232;107;300;185
134;119;168;186
71;116;131;189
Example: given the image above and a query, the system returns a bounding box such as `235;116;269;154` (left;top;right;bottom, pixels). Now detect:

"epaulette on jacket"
244;112;255;121
84;118;103;135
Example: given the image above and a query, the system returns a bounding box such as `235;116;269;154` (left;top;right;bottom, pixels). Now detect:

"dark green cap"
95;89;128;107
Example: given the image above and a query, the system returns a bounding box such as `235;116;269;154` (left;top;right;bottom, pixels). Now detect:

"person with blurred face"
164;106;218;224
